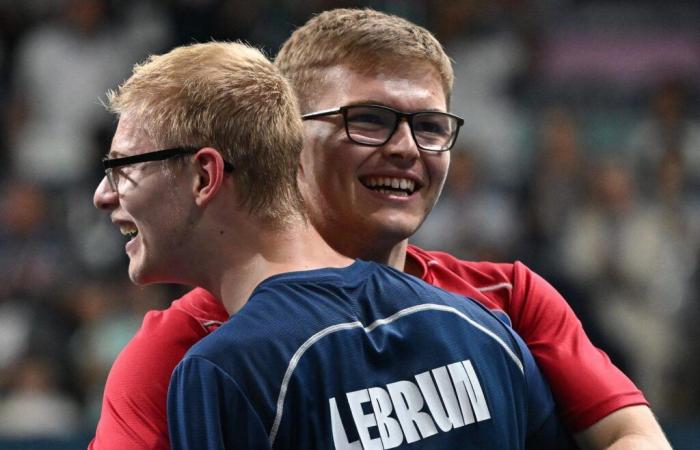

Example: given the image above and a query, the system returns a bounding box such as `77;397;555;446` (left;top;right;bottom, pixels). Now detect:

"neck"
353;238;426;278
362;239;423;278
201;219;353;315
363;239;409;271
310;217;414;272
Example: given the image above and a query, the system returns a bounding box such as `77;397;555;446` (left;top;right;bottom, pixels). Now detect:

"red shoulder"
408;245;573;332
406;244;515;310
407;245;647;431
90;288;227;450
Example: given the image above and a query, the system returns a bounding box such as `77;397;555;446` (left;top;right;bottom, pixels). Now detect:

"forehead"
312;63;448;112
109;114;156;158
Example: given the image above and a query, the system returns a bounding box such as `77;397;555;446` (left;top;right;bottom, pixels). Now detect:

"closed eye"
349;112;389;127
413;120;447;135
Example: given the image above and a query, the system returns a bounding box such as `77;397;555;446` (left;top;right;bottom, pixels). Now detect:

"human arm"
167;355;270;450
574;405;672;450
508;262;670;449
89;288;226;450
89;310;200;450
409;247;670;449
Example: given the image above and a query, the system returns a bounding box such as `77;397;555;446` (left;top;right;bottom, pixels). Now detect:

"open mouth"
119;224;139;241
359;176;420;197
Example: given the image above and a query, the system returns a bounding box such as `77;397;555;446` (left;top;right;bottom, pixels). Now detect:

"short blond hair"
108;41;304;225
275;8;453;111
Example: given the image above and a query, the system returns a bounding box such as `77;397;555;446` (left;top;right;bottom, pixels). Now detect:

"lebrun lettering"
329;359;490;449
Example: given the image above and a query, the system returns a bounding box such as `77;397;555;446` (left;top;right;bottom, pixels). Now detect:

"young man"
90;8;671;450
275;10;670;450
94;41;571;449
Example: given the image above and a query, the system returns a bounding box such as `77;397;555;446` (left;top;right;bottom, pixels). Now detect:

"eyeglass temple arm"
301;107;343;119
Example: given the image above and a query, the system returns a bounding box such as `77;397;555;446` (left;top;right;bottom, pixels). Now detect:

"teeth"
377;188;408;197
119;225;138;239
363;176;416;194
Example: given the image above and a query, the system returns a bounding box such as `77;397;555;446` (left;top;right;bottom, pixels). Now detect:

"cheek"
120;192;148;220
303;127;373;206
301;132;332;185
306;144;351;194
127;185;185;232
321;153;366;208
426;155;450;191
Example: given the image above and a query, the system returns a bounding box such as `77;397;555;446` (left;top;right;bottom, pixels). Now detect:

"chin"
360;223;419;251
127;258;160;285
374;213;423;241
131;258;193;286
127;265;148;285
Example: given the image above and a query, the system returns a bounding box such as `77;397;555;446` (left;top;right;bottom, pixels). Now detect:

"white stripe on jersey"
477;282;513;293
268;303;524;446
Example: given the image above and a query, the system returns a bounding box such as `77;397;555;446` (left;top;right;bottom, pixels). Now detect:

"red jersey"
90;245;647;449
89;288;228;450
405;245;647;431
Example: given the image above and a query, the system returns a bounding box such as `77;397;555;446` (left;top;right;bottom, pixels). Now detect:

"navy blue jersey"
168;261;573;449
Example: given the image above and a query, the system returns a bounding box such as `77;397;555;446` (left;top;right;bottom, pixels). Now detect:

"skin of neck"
332;236;424;278
196;213;353;315
356;238;409;272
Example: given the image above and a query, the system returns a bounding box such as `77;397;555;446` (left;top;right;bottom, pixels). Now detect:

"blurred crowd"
0;0;698;445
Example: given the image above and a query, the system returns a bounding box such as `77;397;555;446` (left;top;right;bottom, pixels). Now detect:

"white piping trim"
267;303;523;445
268;321;364;445
477;282;513;293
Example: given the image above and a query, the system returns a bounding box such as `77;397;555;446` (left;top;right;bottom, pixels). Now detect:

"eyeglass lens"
105;167;125;193
105;168;117;192
344;106;458;151
102;147;200;193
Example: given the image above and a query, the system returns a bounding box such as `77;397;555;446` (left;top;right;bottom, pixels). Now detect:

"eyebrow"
343;101;446;113
104;150;127;159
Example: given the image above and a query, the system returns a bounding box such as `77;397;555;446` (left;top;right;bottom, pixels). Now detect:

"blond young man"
90;8;671;450
275;9;670;450
93;40;573;449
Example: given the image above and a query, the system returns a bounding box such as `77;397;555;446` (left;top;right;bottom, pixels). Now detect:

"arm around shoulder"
508;262;650;430
574;405;673;450
91;308;211;450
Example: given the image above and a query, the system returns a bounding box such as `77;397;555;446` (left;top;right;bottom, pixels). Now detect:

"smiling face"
93;115;197;284
299;64;451;262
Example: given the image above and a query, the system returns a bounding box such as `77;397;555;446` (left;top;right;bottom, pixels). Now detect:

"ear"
192;147;228;207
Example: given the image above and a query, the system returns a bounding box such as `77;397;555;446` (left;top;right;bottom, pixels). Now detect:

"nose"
93;176;119;210
381;119;420;161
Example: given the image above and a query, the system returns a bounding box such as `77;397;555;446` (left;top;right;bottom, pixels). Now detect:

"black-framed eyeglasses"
101;147;234;193
301;104;464;152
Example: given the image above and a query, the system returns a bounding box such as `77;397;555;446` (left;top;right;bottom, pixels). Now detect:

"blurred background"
0;0;698;448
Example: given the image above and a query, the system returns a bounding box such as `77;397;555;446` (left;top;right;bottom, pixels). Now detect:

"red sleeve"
407;246;648;432
88;308;210;450
506;262;648;431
